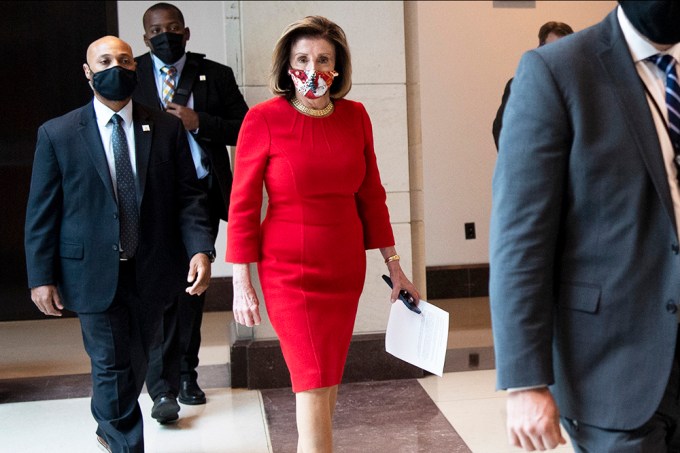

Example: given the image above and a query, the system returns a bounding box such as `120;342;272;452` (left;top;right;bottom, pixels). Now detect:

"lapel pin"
199;75;207;81
142;124;151;132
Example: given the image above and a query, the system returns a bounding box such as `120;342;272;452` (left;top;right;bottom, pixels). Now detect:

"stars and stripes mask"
288;69;339;99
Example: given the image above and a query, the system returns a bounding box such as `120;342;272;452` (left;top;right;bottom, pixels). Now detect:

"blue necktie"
650;54;680;169
110;114;139;258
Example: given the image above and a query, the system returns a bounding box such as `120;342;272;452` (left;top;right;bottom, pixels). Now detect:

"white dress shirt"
618;5;680;238
92;97;137;201
151;52;209;179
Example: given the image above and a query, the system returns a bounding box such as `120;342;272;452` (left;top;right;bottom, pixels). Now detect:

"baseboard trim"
230;334;496;389
443;346;495;373
203;264;492;311
204;277;233;312
230;333;425;390
426;264;489;299
3;262;492;322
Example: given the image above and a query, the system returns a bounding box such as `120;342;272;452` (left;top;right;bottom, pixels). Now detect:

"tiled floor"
262;379;470;452
0;302;574;452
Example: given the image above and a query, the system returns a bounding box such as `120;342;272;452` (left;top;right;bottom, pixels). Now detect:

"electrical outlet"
465;222;476;240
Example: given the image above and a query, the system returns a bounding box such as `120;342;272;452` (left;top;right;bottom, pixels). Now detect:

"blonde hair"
269;16;352;99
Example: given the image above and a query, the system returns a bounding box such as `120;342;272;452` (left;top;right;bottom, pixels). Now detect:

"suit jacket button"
673;244;679;254
667;301;678;314
113;245;119;251
113;213;118;219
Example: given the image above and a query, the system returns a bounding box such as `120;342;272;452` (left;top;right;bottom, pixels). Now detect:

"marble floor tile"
418;369;501;402
0;363;230;404
0;388;271;453
262;379;471;453
141;388;271;453
419;371;573;453
0;309;582;452
433;396;573;453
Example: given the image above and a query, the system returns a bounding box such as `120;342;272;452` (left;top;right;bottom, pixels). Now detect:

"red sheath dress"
226;96;394;392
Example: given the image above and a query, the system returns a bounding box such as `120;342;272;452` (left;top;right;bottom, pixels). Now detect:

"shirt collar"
93;96;134;129
151;52;187;75
617;5;680;63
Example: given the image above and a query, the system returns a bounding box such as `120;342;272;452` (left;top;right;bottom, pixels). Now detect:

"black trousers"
79;259;161;453
562;330;680;453
146;176;221;400
145;289;207;399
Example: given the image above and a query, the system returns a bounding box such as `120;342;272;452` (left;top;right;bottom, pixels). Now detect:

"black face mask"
89;65;138;101
620;1;680;44
149;32;186;64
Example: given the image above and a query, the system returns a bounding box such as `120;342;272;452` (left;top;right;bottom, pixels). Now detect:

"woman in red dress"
226;16;419;453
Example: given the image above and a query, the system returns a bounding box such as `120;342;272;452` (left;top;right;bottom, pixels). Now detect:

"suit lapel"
78;103;116;203
185;55;206;110
136;54;163;110
596;11;677;235
133;102;153;205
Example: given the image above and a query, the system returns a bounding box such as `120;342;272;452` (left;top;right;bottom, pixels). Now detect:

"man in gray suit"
490;1;680;451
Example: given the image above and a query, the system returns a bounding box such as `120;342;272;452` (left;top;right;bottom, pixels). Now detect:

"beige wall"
117;1;412;338
413;0;616;266
118;1;229;66
115;1;618;337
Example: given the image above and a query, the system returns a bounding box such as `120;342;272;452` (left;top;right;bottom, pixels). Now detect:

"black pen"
382;274;421;314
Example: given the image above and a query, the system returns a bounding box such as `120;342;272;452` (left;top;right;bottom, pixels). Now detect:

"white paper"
385;299;449;376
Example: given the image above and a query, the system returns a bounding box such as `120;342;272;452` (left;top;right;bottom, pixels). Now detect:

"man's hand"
165;102;199;131
506;388;567;451
186;253;211;296
30;285;64;316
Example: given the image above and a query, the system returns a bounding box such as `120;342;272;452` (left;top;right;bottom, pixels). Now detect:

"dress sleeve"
226;108;270;263
355;103;395;250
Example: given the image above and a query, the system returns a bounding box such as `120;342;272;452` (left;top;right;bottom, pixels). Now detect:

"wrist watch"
202;251;216;263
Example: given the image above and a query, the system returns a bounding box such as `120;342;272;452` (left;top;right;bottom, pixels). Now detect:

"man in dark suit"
131;2;248;421
24;36;214;452
491;1;680;451
491;21;573;151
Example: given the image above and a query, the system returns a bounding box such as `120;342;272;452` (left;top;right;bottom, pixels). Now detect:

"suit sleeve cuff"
507;384;549;393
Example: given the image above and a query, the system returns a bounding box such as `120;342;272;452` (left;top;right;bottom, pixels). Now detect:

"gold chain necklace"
290;97;334;117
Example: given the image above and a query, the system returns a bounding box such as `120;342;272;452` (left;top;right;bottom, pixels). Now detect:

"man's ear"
83;63;92;80
143;33;151;50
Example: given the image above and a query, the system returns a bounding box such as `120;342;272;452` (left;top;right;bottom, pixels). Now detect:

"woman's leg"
328;385;338;420
296;385;338;453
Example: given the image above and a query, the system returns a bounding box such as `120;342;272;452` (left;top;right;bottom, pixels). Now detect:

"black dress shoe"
179;379;206;405
151;394;180;424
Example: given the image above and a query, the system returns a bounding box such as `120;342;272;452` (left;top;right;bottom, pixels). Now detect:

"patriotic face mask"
288;68;339;99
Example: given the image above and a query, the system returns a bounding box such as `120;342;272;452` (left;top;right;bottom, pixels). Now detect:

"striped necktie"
161;65;177;107
649;54;680;172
